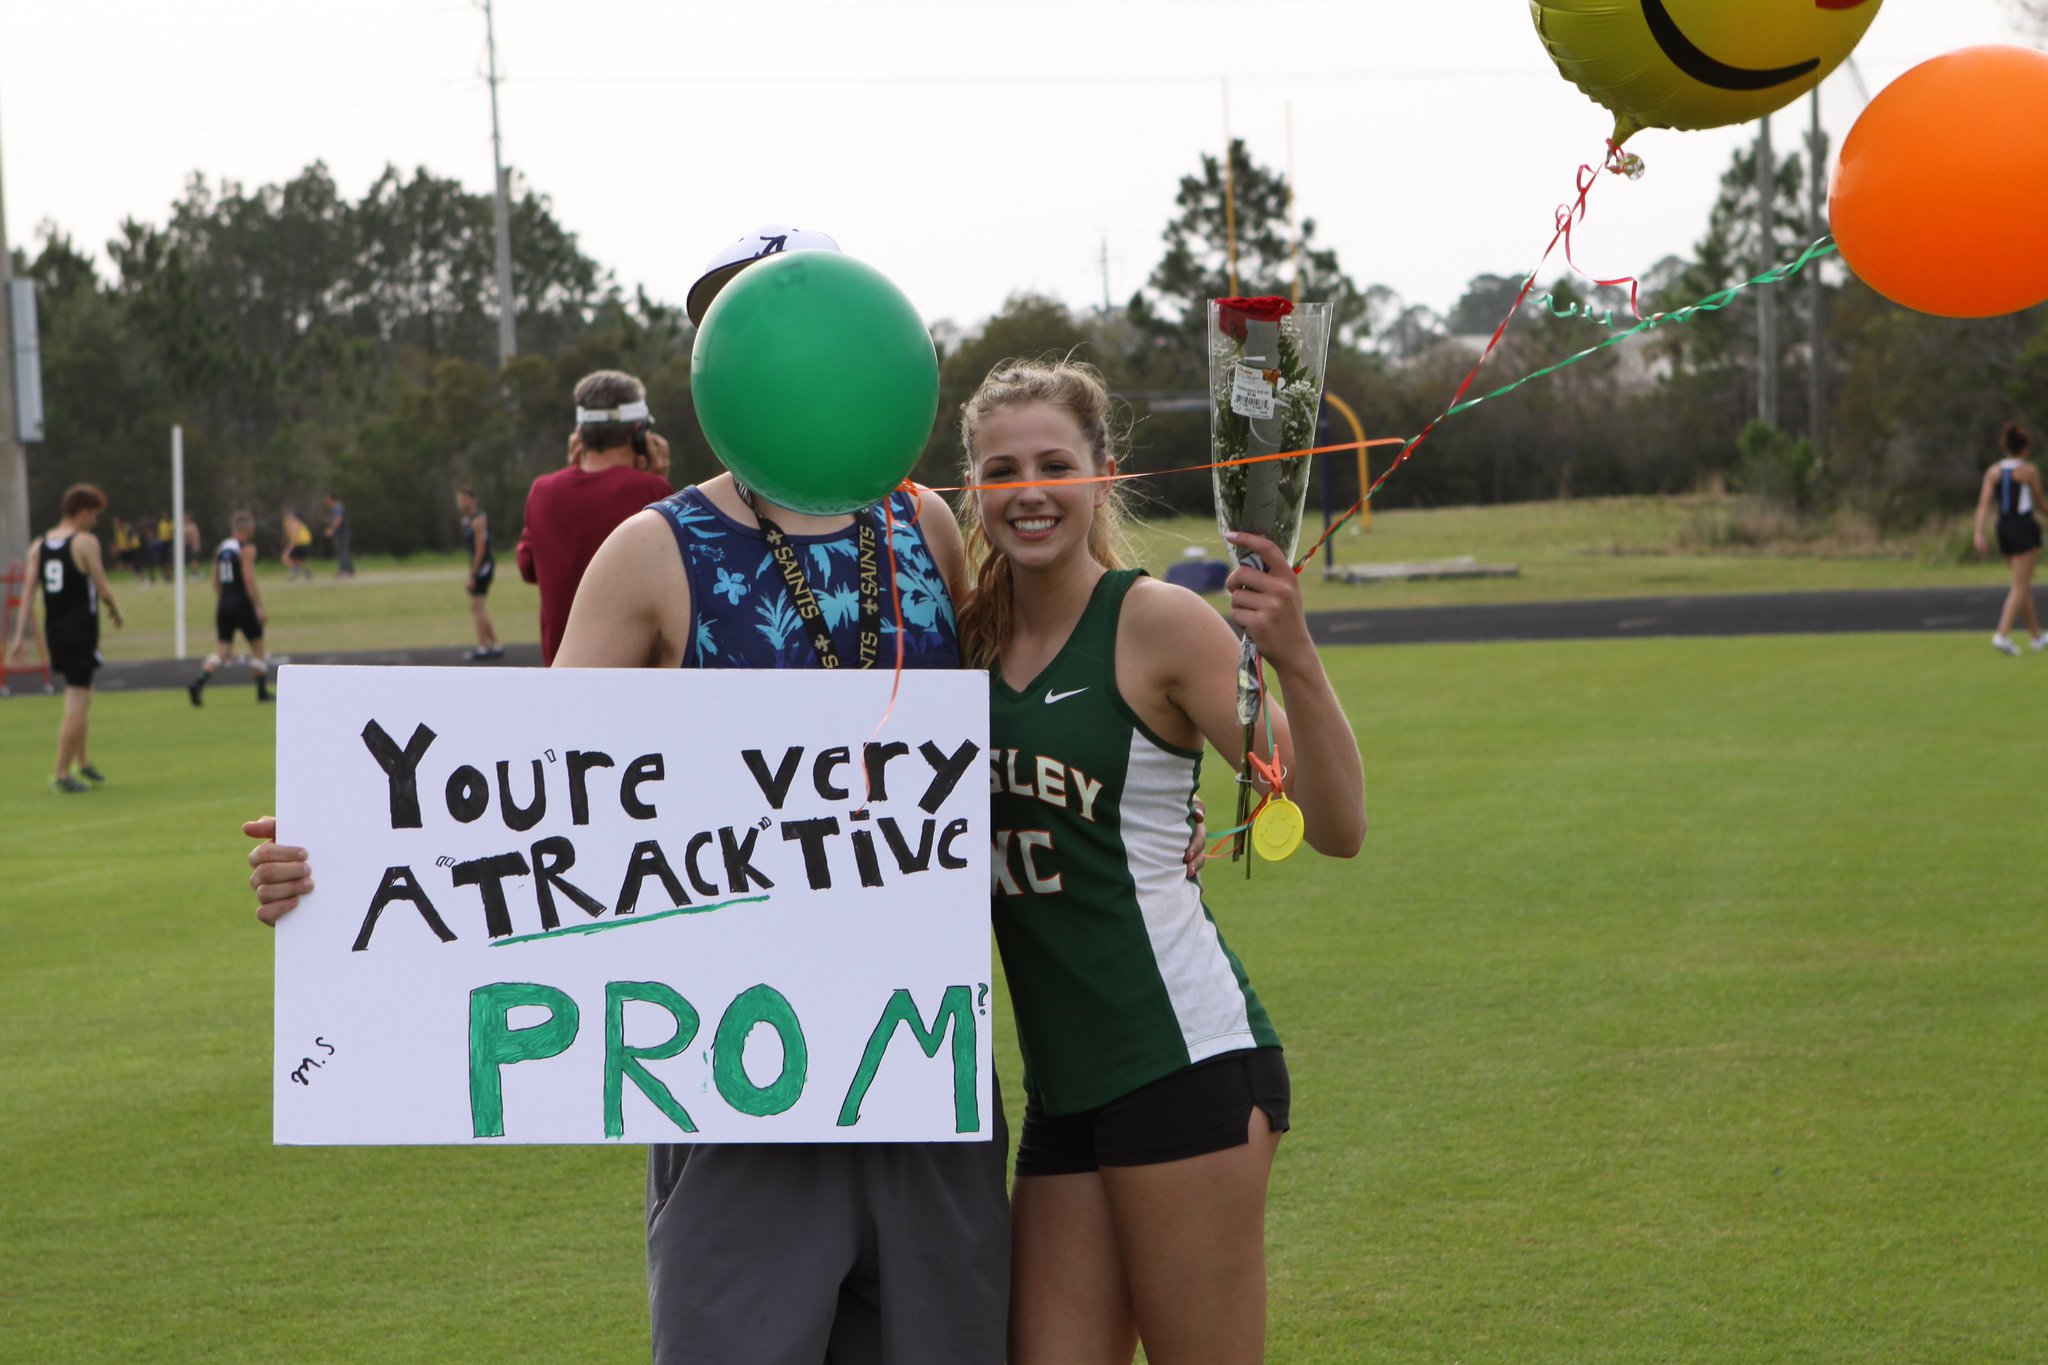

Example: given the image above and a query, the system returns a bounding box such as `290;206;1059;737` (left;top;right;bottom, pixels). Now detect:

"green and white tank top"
990;568;1278;1115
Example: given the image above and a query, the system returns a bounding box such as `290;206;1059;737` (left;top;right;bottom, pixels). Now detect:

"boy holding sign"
249;227;1008;1365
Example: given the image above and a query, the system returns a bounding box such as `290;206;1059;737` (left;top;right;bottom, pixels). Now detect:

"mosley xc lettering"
989;748;1105;822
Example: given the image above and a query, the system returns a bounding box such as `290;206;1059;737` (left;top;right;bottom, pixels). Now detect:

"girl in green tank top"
956;358;1367;1365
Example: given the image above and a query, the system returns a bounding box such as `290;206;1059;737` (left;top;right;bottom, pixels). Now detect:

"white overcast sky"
0;1;2031;329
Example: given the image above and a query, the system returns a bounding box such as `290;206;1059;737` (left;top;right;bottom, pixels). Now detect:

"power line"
0;5;474;83
7;56;1548;160
12;80;482;159
8;61;1543;159
502;0;1405;10
513;66;1544;90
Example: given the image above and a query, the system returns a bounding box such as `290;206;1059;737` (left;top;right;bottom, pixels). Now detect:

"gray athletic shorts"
646;1091;1009;1365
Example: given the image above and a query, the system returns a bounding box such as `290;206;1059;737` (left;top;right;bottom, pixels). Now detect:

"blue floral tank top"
650;486;961;670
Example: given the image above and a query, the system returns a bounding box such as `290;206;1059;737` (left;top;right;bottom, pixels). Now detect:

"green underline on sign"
490;895;774;947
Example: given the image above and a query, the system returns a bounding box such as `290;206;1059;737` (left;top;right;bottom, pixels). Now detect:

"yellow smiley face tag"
1252;796;1305;862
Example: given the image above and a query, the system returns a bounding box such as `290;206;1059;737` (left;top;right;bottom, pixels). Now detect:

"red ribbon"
1292;142;1629;574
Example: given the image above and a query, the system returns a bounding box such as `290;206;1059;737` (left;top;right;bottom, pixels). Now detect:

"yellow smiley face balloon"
1531;0;1885;144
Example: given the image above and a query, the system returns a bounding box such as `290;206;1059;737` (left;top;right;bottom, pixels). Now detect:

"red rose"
1215;295;1295;340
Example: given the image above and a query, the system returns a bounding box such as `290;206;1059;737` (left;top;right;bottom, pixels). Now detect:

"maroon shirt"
518;462;675;663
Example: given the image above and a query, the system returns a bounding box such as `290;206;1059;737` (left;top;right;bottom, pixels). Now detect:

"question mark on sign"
977;983;989;1015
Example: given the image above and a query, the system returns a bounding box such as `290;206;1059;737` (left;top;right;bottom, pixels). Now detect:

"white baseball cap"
686;225;842;324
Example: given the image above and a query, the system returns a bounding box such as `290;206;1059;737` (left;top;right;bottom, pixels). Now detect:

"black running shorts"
1997;513;2042;558
46;618;101;689
216;597;264;645
1014;1046;1291;1176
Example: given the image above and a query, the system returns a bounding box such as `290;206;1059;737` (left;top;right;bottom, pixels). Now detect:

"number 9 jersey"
37;533;101;688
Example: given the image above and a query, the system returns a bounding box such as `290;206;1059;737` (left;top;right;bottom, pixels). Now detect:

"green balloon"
691;253;939;515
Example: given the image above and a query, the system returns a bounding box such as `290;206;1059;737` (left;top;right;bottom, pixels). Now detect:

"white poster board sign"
273;665;990;1146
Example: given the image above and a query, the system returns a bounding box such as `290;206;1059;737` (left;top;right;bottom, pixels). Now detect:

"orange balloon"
1832;45;2048;319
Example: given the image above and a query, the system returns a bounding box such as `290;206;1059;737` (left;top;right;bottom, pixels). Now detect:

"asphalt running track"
1305;586;2014;647
0;586;2018;697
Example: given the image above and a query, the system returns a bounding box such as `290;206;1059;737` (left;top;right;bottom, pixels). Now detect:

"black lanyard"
753;504;884;670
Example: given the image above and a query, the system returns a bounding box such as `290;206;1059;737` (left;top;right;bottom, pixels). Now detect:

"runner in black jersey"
187;511;272;705
6;483;124;791
457;485;502;660
1974;421;2048;655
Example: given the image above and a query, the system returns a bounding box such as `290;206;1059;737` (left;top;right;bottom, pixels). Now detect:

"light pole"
483;0;516;366
1806;89;1828;456
1756;114;1779;430
0;89;30;568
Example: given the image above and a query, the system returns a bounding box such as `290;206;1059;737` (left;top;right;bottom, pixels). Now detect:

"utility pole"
0;90;30;570
1805;90;1828;456
1286;99;1302;304
1220;81;1238;297
1756;114;1779;430
483;0;517;366
172;426;186;660
1099;237;1111;315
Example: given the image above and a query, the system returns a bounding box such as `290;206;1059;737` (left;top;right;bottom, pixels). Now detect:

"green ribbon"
1453;236;1838;420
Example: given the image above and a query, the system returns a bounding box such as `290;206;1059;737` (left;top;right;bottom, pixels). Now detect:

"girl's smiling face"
972;401;1113;570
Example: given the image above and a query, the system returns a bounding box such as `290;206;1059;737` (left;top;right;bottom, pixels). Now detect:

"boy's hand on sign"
245;816;314;925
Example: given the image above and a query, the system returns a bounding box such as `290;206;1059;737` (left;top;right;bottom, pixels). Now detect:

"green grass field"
69;554;542;663
1124;496;1996;611
60;494;2010;667
3;633;2042;1361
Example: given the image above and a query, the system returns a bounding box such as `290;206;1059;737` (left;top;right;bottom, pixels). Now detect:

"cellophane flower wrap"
1208;296;1331;728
